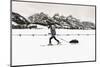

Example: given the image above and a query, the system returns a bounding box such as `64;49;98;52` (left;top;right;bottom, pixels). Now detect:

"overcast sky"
12;1;95;23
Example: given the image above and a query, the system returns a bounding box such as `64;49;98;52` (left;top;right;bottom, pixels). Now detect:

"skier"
46;19;60;45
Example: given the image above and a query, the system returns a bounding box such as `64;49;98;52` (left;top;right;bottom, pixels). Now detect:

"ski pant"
49;35;59;44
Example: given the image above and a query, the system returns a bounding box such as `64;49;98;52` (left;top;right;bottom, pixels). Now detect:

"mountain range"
12;12;95;30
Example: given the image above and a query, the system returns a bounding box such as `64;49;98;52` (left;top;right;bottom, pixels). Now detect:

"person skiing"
46;19;60;45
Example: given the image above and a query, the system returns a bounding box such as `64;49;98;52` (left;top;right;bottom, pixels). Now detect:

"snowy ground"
12;29;95;66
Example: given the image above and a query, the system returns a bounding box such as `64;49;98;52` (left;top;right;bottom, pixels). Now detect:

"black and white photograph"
11;0;96;67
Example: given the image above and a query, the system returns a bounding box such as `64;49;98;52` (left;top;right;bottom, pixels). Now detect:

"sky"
12;1;95;23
